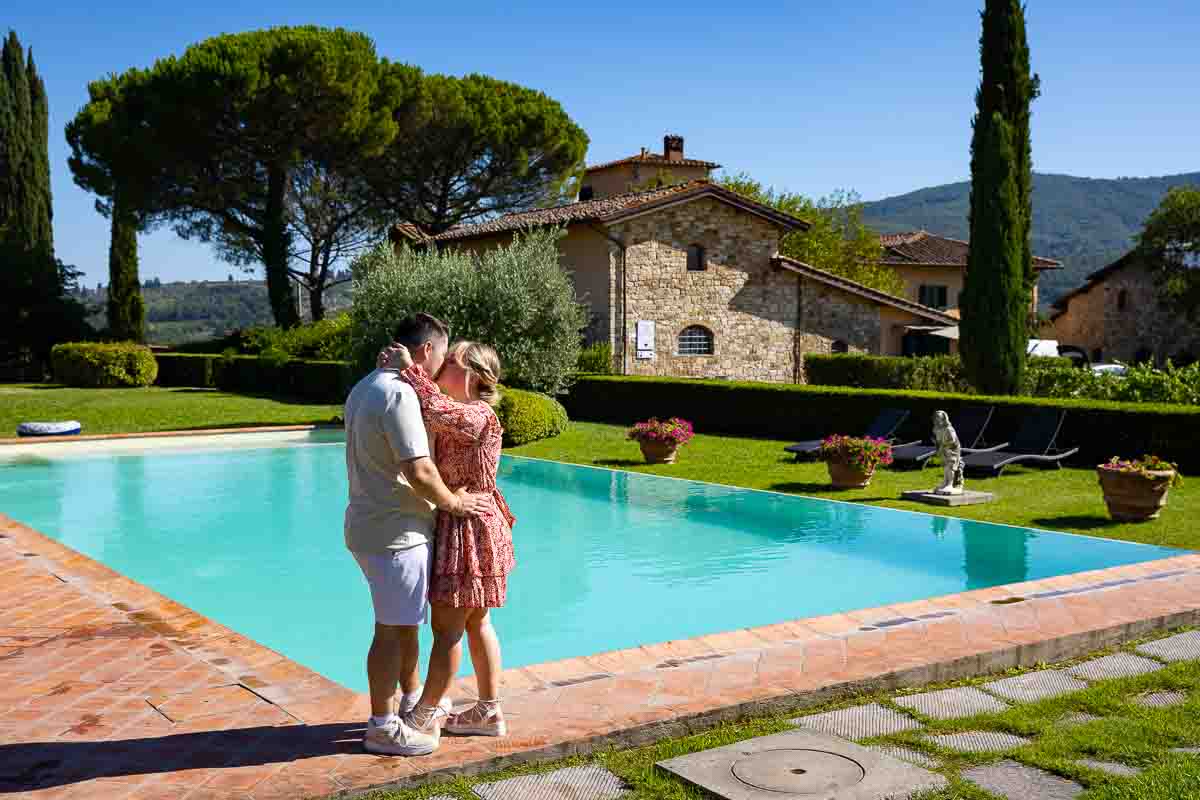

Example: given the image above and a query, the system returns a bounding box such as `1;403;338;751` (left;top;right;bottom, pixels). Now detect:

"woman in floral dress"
383;340;515;737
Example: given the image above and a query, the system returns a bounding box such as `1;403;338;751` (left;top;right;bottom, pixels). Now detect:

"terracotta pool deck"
3;435;1200;798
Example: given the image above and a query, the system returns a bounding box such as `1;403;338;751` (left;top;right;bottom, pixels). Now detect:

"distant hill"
862;171;1200;306
75;278;352;345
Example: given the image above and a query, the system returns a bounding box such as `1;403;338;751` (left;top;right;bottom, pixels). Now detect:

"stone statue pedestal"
902;489;996;507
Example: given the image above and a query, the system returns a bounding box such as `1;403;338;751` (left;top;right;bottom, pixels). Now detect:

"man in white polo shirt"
344;313;486;756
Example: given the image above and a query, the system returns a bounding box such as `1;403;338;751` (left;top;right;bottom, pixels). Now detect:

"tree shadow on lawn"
1032;514;1123;531
593;459;649;468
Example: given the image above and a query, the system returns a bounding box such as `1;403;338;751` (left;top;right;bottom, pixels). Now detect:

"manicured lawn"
367;631;1200;800
0;384;342;436
506;422;1198;551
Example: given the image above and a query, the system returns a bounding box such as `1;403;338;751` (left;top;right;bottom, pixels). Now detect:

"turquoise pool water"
0;434;1180;691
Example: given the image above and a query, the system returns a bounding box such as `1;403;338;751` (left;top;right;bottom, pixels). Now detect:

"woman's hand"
377;342;413;370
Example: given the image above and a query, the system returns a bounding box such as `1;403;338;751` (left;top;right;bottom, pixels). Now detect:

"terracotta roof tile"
773;256;959;326
585;153;721;172
880;230;1061;270
397;181;809;244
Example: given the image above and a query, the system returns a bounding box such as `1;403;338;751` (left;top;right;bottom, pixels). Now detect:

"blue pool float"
16;420;83;438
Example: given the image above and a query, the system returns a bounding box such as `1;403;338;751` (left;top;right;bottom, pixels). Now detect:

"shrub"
1099;455;1183;487
50;342;157;387
497;387;569;446
211;354;353;403
562;374;1200;471
577;342;613;374
349;229;588;394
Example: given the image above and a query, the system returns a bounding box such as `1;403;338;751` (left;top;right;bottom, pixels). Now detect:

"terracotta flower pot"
639;439;679;464
827;459;875;489
1097;468;1175;522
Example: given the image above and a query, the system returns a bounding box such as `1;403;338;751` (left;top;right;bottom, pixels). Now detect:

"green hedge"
562;375;1200;471
155;353;215;388
498;387;569;446
805;353;1073;394
51;342;158;388
154;352;352;403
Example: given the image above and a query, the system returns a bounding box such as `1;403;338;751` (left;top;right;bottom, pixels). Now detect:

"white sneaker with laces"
363;715;438;756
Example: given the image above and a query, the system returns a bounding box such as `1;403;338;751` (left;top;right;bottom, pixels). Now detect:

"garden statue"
932;410;965;495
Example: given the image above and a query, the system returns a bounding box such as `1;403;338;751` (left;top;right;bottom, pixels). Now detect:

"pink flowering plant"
817;434;894;471
628;417;695;447
1099;455;1183;487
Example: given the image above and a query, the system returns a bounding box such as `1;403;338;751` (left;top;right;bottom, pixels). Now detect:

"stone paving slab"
1135;690;1188;708
866;745;941;770
894;687;1008;720
1059;712;1102;726
962;760;1083;799
657;728;947;800
1136;631;1200;663
1067;652;1164;681
984;670;1088;703
472;766;628;800
1077;759;1141;777
792;702;921;740
923;731;1032;753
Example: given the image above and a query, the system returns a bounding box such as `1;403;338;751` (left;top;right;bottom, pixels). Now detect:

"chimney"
664;134;684;163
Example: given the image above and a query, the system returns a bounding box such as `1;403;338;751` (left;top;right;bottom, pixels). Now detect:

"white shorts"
352;545;430;626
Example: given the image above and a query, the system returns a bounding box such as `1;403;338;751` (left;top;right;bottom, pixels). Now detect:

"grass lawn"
367;632;1200;800
0;384;341;436
506;421;1197;551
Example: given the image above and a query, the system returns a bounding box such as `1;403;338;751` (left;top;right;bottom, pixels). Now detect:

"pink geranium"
817;434;894;471
628;417;695;446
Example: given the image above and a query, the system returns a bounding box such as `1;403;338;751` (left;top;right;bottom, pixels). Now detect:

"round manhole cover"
731;749;866;794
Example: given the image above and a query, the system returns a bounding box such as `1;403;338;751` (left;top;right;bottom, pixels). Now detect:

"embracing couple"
343;313;516;757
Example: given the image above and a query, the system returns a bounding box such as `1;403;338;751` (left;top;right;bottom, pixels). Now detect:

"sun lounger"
784;407;915;461
962;408;1079;478
889;406;1005;469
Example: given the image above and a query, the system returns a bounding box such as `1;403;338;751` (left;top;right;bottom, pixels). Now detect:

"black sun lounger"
889;406;1005;469
962;408;1079;478
783;407;914;461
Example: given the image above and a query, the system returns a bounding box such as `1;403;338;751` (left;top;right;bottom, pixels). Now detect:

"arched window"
677;325;714;356
1117;289;1128;311
831;340;849;353
686;244;707;272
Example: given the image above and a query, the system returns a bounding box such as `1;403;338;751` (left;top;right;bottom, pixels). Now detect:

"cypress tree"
961;1;1039;395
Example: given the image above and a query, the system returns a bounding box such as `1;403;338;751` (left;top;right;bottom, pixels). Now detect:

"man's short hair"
392;313;450;350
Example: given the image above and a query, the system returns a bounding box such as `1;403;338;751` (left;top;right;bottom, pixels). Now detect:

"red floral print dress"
398;365;516;608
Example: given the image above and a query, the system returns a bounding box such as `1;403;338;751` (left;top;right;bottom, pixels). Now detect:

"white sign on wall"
636;320;655;360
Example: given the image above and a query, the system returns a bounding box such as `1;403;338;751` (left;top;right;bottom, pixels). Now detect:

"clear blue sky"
9;0;1200;286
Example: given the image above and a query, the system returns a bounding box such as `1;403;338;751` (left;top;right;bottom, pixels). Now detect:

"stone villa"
1051;251;1200;365
392;136;1059;382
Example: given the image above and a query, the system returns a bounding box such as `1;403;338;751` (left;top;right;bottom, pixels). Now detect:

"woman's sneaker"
363;715;439;756
445;701;506;737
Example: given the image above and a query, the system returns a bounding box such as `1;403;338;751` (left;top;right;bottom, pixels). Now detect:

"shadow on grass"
768;482;892;502
1033;515;1123;531
593;459;650;468
169;421;344;432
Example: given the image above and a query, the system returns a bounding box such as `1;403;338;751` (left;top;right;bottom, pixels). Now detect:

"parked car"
1091;363;1128;377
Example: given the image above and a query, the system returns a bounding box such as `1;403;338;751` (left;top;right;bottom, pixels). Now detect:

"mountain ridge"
861;170;1200;306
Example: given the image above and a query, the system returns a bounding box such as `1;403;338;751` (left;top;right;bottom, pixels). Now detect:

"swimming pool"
0;432;1180;692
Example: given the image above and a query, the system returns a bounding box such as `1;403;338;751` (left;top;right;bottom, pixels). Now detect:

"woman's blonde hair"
448;340;502;407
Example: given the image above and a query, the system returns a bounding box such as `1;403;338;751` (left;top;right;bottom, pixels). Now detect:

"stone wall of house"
608;197;798;382
1052;260;1200;363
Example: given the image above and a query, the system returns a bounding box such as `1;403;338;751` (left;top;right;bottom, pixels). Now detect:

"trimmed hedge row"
562;375;1200;471
805;353;1074;393
51;342;158;387
155;353;352;403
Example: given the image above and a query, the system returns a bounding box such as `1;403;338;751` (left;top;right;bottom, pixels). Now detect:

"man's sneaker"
363;715;439;756
445;701;507;737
